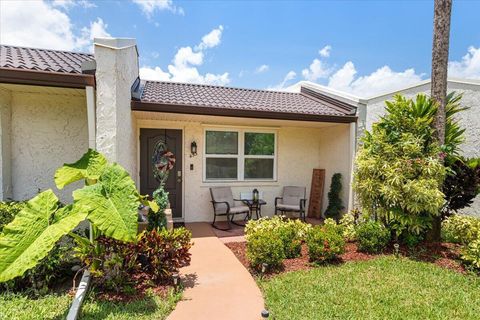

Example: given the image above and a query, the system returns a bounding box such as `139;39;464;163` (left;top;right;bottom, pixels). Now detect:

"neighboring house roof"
131;80;357;123
0;45;95;88
290;78;480;106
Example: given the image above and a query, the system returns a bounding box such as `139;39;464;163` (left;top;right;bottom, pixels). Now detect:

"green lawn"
259;256;480;320
0;288;181;320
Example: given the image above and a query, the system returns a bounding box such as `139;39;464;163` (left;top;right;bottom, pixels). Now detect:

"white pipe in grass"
67;270;91;320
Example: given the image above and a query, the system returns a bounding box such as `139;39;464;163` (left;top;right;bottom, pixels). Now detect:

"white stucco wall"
135;112;352;222
0;87;13;199
8;88;88;202
365;81;480;215
94;39;139;184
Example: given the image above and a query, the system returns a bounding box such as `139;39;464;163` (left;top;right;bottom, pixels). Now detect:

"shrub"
339;212;357;242
400;231;424;248
306;224;345;263
461;239;480;271
246;230;285;270
0;201;25;232
356;221;390;253
76;228;192;292
136;228;192;281
354;94;446;236
442;215;480;244
75;236;138;293
324;173;344;221
443;158;480;216
246;216;311;260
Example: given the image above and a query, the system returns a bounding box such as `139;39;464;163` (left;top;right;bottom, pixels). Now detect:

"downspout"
347;122;356;212
85;86;96;150
85;86;96;244
347;101;367;212
67;85;96;320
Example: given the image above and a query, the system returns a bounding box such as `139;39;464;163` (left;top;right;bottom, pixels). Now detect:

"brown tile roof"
134;80;356;120
0;45;94;74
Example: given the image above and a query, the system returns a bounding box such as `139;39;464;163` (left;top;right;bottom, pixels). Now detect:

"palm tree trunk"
429;0;452;242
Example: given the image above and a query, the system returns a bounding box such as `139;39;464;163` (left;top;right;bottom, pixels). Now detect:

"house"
1;38;478;222
0;38;358;223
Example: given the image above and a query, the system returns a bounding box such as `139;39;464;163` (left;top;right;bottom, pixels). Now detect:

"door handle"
177;171;182;183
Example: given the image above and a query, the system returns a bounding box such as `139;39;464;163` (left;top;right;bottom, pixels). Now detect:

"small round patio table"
241;199;267;220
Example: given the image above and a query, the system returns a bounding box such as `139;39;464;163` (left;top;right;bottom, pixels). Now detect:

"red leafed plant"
136;228;192;282
75;228;192;293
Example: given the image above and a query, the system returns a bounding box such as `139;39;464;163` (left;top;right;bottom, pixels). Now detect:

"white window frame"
203;128;277;182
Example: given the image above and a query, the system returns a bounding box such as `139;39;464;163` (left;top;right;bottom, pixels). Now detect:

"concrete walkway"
167;222;264;320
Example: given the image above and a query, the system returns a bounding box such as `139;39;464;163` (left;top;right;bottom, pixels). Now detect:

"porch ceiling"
131;80;357;123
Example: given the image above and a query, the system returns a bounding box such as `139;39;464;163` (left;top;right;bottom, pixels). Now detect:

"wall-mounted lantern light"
190;141;197;157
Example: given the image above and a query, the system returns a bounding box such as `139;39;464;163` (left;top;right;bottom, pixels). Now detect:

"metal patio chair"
275;186;307;221
210;187;250;230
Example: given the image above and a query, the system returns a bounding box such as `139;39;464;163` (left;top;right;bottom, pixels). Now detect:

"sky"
1;0;480;97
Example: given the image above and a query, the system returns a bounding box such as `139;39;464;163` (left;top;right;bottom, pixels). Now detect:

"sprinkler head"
261;263;268;274
393;243;400;258
261;310;270;318
172;273;180;286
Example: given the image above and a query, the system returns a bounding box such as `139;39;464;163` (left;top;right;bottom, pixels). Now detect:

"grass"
259;256;480;320
0;288;181;320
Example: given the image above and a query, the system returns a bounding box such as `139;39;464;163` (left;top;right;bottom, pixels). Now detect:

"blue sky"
1;0;480;96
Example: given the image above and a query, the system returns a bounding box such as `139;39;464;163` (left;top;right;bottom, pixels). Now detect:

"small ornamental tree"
324;173;344;221
354;94;446;237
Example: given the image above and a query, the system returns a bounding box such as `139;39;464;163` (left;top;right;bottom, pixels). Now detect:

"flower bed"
225;240;465;276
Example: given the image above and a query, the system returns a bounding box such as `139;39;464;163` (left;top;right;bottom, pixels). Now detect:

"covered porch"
131;80;358;224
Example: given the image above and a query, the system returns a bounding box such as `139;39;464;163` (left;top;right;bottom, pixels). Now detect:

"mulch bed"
225;241;466;277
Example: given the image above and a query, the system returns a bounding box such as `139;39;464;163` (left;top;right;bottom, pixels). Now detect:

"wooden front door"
140;129;183;219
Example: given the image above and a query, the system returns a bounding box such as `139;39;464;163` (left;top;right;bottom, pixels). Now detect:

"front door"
140;129;183;219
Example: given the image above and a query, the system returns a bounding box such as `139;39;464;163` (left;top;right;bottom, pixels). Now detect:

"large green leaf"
73;164;139;242
0;190;87;282
54;149;108;189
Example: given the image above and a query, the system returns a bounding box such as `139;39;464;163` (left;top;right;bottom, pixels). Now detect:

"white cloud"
327;61;357;92
139;66;171;81
302;58;332;81
319;45;331;58
0;0;109;52
139;26;230;86
448;46;480;79
76;18;112;52
328;62;424;97
196;25;224;50
132;0;183;17
255;64;269;74
173;47;204;66
269;71;297;90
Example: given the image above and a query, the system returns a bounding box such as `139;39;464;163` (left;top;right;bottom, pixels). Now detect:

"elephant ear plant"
0;149;151;283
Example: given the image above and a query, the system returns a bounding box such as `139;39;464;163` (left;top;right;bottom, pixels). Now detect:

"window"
204;129;276;181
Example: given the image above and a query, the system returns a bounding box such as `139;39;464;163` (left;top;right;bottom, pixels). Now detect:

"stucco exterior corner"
0;87;13;200
94;38;139;183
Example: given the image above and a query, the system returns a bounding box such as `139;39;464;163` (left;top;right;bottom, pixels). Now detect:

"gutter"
0;68;95;89
131;100;357;124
